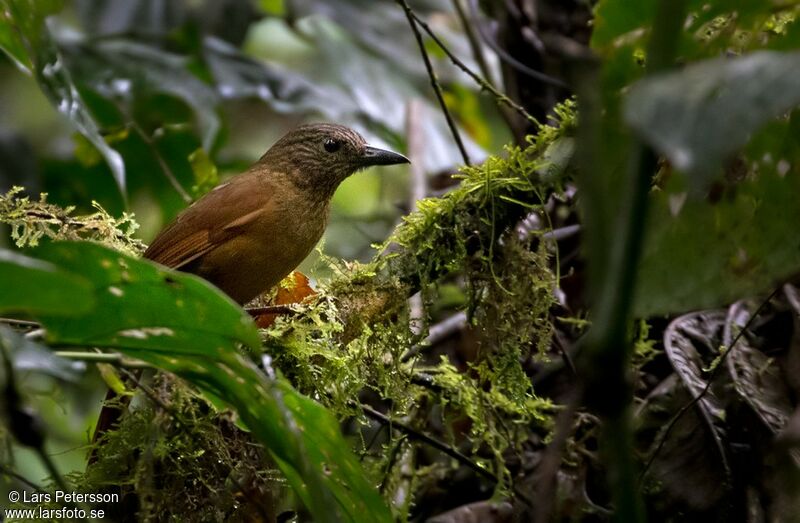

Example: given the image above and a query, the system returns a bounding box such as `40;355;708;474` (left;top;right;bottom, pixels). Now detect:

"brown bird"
91;124;407;455
144;123;409;304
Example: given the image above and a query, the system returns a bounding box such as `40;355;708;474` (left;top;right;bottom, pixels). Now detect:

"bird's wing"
144;172;273;269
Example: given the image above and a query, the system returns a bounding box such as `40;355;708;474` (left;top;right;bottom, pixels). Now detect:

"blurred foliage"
0;0;511;280
583;0;800;519
588;0;800;316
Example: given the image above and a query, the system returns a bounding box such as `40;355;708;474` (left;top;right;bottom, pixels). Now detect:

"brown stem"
395;0;471;166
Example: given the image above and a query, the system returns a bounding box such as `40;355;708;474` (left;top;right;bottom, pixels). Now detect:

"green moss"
10;99;576;518
256;101;575;505
0;187;143;256
632;319;658;367
75;375;288;521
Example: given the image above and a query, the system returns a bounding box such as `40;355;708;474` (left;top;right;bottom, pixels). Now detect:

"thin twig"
378;435;407;494
553;329;577;376
639;287;781;484
542;224;581;242
451;0;495;84
361;403;534;507
0;463;46;493
401;312;467;363
450;0;523;135
0;318;39;329
467;0;569;89
54;351;150;368
130;121;193;204
35;449;72;495
408;9;538;123
407;100;427;336
245;305;297;317
111;100;192;203
395;0;471;166
116;368;187;425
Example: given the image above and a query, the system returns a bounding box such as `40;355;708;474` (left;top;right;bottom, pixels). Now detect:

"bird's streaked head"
260;123;409;199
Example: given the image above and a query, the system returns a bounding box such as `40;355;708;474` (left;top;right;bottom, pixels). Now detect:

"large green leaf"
0;10;33;71
0;0;62;72
0;248;94;316
0;0;127;195
635;114;800;316
7;241;390;522
624;51;800;192
32;242;258;352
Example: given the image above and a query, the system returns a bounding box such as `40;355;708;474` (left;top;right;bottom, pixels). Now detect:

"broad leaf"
204;36;339;114
73;0;186;36
625;51;800;191
724;301;793;434
258;0;285;16
29;242;258;352
0;248;94;316
61;39;221;151
632;92;800;316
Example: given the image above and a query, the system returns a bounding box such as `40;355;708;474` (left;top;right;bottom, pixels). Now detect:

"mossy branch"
0;187;144;256
257;102;575;503
330;100;576;331
12;100;576;515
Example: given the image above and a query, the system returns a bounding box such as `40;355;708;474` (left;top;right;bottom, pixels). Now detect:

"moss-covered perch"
326;101;575;334
1;101;576;518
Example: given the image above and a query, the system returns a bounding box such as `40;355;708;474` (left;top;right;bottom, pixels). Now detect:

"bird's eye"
324;138;341;153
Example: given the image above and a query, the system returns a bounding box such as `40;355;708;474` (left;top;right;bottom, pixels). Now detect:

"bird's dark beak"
362;145;410;166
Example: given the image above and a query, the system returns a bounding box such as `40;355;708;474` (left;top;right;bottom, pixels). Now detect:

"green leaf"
635;114;800;316
11;241;390;522
0;248;94;316
0;0;127;196
188;147;219;197
592;0;788;52
0;10;33;72
258;0;285;15
591;0;657;50
624;51;800;192
31;241;259;352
